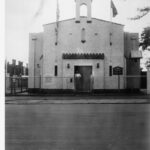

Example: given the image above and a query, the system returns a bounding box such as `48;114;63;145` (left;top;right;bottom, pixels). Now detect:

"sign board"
113;66;123;75
45;77;52;83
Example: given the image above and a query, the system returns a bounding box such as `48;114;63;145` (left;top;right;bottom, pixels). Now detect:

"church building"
28;0;142;93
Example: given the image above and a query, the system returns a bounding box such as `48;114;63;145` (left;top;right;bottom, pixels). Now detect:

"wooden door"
75;66;92;92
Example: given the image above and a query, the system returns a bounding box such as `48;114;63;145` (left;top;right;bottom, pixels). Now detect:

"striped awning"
62;53;104;59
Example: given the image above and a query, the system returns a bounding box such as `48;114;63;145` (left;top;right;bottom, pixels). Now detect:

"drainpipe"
32;37;37;89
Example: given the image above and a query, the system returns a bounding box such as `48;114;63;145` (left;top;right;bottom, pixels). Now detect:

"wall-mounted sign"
113;66;123;75
113;66;123;90
45;77;52;83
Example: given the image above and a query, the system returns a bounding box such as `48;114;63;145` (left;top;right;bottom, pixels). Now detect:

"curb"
5;99;150;105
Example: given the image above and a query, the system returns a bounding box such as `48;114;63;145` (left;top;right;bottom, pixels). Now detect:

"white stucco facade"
28;0;141;92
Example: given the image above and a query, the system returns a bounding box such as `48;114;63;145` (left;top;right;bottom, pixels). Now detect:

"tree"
139;27;150;50
145;58;150;69
130;7;150;20
127;4;150;50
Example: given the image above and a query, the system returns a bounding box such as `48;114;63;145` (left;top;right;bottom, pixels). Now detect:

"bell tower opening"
75;0;92;23
80;4;87;17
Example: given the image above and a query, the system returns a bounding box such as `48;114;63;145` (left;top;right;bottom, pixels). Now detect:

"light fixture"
67;64;70;69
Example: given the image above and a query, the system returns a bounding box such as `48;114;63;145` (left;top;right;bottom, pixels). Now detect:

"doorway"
74;66;92;92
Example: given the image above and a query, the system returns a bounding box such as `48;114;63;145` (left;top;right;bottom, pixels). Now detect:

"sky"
5;0;150;65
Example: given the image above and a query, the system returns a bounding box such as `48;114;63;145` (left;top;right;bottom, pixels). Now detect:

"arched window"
80;4;87;17
81;28;86;43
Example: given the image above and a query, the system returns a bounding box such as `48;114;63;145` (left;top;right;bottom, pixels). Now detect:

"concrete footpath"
5;95;150;104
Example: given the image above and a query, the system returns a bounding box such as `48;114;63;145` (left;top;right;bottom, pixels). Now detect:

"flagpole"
55;0;60;63
109;0;118;66
110;0;113;66
55;0;59;46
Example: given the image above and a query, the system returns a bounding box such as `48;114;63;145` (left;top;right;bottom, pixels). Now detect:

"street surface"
6;97;150;150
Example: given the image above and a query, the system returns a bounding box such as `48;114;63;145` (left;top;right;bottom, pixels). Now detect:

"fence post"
26;78;28;90
11;77;13;94
12;75;17;95
118;75;120;91
147;69;150;95
21;77;22;93
14;77;16;95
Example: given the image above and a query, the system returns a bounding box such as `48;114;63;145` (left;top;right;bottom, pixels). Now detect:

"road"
6;102;150;150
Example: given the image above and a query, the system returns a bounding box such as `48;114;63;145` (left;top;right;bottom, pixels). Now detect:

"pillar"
147;69;150;94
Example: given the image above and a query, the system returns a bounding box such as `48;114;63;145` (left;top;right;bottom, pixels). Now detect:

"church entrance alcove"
74;66;92;92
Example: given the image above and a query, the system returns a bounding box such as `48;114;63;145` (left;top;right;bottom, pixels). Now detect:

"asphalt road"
6;103;150;150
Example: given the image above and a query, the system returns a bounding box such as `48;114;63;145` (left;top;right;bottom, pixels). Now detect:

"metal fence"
5;75;148;95
5;77;28;95
28;75;147;90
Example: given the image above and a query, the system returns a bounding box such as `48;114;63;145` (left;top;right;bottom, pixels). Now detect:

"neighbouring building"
28;0;142;93
5;59;28;77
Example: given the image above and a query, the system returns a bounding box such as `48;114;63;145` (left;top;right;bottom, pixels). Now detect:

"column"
75;2;80;23
147;69;150;94
87;3;92;23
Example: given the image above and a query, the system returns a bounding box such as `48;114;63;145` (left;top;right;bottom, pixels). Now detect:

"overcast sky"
5;0;150;64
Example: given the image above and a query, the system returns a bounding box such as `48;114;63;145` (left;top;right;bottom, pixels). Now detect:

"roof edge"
43;17;124;26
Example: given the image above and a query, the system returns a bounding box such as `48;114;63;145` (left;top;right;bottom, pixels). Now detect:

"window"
134;59;138;63
70;78;73;83
54;65;58;76
81;28;86;43
67;64;70;69
96;63;100;68
109;66;112;76
80;4;87;17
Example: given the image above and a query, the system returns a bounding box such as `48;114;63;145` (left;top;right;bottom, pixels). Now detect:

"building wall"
62;59;104;89
6;60;28;77
28;33;43;89
124;32;141;89
147;70;150;94
40;18;125;90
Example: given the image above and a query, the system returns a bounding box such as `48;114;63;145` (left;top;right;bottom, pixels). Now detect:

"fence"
5;77;28;95
28;75;147;90
5;75;148;95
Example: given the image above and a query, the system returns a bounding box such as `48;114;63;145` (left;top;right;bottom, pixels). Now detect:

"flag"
55;0;60;45
111;0;118;17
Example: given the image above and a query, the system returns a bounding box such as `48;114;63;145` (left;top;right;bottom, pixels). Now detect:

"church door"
74;66;92;92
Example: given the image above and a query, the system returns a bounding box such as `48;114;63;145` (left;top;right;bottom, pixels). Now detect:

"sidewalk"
5;95;150;104
5;88;28;95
